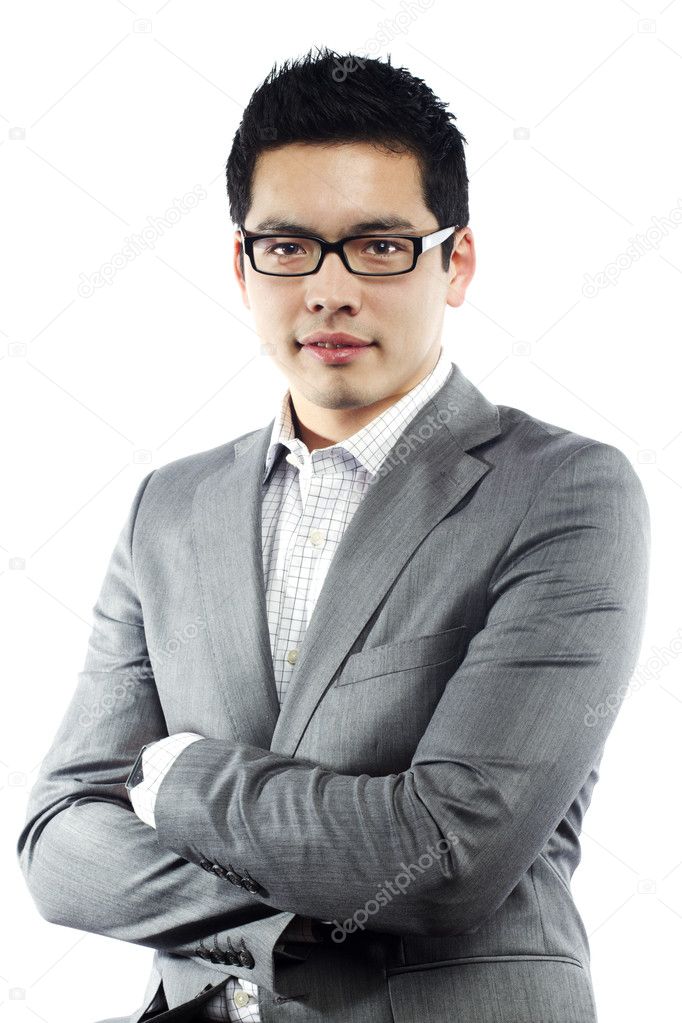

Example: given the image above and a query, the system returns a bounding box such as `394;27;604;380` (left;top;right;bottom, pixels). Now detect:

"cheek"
249;285;295;325
368;281;419;314
376;286;426;324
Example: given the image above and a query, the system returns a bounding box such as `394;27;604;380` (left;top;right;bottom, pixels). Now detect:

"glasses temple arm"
421;225;458;253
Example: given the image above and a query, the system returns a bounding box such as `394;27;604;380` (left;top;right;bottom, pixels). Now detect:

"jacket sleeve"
152;441;651;938
16;470;290;952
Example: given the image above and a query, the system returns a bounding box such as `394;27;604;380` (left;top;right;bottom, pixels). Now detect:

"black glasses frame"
238;224;459;277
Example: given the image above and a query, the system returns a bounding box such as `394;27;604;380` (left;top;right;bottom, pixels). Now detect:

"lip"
297;332;375;366
299;332;373;348
300;344;374;365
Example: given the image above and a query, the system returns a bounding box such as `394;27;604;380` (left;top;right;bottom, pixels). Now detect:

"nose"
303;250;362;316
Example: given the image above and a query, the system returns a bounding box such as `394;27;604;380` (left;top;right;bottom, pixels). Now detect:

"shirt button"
309;529;324;546
233;988;253;1008
286;649;299;665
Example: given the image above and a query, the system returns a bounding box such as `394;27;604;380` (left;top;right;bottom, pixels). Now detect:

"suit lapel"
191;425;281;749
191;362;501;757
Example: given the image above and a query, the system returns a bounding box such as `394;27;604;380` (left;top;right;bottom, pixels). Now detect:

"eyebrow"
252;216;418;234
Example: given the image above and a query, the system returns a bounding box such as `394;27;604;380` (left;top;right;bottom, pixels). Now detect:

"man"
17;47;650;1023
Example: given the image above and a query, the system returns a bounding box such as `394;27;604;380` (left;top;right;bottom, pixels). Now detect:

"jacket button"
238;947;255;969
239;870;261;894
210;863;229;879
225;863;243;886
198;858;214;873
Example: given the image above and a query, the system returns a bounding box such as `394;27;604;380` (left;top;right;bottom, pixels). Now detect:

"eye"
362;239;407;256
266;242;306;256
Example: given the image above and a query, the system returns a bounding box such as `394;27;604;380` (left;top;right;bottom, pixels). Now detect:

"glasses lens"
344;236;414;274
252;236;321;275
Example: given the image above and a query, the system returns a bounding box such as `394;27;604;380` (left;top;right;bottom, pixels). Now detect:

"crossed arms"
16;441;650;948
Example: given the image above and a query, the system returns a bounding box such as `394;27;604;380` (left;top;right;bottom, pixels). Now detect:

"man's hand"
127;732;205;828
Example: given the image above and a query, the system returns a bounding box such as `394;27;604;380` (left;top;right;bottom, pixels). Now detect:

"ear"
445;227;476;310
233;229;250;309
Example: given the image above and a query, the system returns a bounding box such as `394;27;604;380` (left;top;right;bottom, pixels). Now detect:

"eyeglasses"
239;224;459;277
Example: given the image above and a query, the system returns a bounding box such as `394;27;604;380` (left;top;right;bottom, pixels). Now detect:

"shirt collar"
263;347;454;484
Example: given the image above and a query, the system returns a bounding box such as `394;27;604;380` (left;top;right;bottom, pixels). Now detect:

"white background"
2;1;681;1021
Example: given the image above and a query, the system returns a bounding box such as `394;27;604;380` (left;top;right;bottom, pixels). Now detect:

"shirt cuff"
131;732;205;828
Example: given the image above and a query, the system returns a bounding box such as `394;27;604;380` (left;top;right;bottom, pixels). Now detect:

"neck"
289;348;442;452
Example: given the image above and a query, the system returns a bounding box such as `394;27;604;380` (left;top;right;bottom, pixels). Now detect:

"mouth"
297;332;374;350
295;334;376;364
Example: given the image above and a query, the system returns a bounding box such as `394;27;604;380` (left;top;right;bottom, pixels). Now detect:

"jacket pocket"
335;626;469;687
387;955;596;1023
386;952;585;975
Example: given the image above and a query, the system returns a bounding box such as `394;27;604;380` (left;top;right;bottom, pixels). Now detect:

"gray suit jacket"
17;361;650;1023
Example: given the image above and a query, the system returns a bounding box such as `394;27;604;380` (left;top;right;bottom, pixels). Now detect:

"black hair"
226;45;469;275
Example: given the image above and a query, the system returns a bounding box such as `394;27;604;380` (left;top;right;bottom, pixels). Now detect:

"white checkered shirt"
194;349;453;1020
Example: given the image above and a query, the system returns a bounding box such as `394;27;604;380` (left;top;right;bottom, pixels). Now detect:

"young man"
17;47;650;1023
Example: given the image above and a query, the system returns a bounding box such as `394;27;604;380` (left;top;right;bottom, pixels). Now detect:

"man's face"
233;141;475;414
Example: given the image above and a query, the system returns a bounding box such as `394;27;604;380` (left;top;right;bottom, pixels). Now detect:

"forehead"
247;141;434;234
